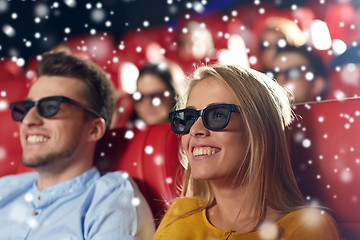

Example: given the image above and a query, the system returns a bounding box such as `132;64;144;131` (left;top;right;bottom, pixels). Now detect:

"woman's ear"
87;118;106;142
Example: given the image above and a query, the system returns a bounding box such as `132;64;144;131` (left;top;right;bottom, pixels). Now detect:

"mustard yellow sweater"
153;197;340;240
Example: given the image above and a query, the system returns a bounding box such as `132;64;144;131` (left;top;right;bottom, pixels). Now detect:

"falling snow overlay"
1;0;360;239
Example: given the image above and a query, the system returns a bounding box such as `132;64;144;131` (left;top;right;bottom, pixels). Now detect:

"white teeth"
193;147;217;157
27;135;48;143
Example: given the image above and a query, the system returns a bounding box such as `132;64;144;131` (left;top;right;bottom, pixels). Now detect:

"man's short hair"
36;51;115;129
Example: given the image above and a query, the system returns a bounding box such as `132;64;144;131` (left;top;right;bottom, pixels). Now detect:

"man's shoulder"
0;173;37;202
0;172;37;186
91;171;140;199
83;171;155;239
96;171;132;188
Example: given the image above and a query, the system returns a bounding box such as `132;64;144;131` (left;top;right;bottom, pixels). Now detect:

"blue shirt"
0;167;155;240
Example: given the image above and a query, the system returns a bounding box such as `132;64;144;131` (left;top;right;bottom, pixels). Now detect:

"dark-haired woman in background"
112;61;183;129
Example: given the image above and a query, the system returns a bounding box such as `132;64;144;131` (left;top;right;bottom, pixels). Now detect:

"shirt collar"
30;167;100;208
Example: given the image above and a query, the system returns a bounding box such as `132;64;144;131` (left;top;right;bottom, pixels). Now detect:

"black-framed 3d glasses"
265;65;314;81
9;96;102;122
168;104;241;134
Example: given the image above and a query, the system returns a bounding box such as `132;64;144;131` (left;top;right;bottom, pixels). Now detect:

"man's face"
272;52;319;103
19;76;91;172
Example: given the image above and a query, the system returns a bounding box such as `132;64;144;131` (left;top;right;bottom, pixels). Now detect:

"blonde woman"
153;64;340;239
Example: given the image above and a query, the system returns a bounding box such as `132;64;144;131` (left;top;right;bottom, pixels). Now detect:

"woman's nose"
189;116;210;137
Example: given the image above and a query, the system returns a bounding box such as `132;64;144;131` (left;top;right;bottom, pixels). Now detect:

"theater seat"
94;124;182;223
0;63;29;177
289;97;360;239
327;63;360;100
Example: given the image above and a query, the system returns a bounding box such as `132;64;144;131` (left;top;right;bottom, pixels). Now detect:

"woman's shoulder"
166;197;206;215
281;207;336;224
277;207;340;239
154;197;210;239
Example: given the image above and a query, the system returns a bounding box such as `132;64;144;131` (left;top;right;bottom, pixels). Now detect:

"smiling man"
268;44;328;103
0;52;154;239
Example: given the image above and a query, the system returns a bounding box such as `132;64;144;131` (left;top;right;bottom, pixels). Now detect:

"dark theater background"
1;0;359;93
1;0;360;239
0;0;352;61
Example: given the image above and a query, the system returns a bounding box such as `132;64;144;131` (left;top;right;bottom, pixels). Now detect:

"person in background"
111;61;182;129
153;64;340;239
167;20;216;75
330;0;360;69
132;62;180;126
0;51;155;239
268;44;328;103
328;1;360;99
257;17;306;71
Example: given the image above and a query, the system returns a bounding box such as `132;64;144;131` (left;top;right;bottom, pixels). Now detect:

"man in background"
268;44;328;103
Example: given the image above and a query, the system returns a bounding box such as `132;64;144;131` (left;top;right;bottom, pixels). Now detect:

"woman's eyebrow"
184;102;232;110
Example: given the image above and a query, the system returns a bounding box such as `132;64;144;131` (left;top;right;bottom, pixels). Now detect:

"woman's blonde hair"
176;64;306;229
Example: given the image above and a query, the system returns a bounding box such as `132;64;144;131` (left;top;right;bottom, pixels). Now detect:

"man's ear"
311;76;326;100
87;118;106;142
